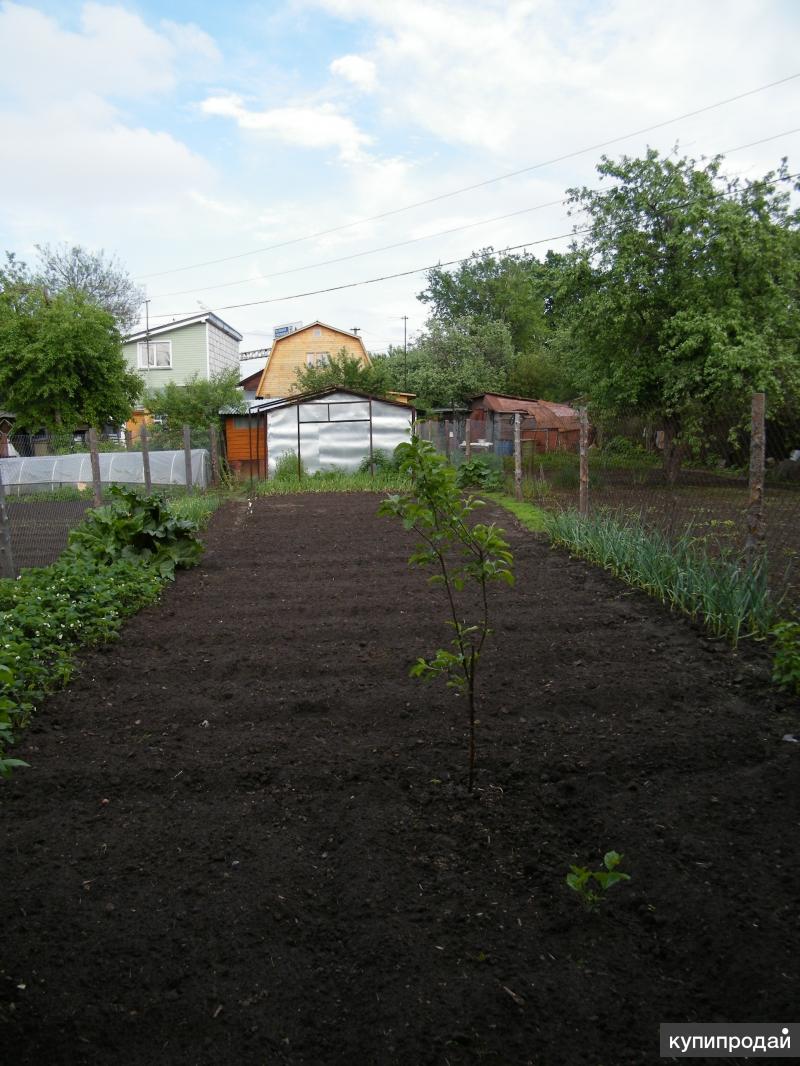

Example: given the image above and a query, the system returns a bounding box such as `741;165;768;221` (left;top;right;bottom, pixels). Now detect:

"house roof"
280;320;368;352
249;385;416;414
238;369;264;391
126;311;243;344
470;392;581;430
255;321;371;398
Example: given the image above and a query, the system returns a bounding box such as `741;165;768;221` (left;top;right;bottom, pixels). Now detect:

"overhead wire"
146;165;800;321
148;126;800;302
135;72;800;281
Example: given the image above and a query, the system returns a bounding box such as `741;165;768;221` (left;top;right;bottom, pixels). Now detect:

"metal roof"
126;311;243;344
248;385;416;414
470;393;580;430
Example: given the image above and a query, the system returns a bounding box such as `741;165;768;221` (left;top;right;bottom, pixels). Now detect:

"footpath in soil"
1;493;798;1066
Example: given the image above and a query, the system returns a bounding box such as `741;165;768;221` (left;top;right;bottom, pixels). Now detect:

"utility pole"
402;315;408;390
144;297;152;375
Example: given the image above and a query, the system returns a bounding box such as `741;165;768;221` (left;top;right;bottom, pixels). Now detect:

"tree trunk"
662;419;685;484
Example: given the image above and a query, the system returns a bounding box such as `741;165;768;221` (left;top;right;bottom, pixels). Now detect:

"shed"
469;393;582;453
227;387;415;478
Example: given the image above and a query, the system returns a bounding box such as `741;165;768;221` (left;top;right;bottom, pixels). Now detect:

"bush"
0;554;166;776
273;450;307;482
772;621;800;694
358;449;398;474
0;490;206;777
456;457;505;491
67;486;203;576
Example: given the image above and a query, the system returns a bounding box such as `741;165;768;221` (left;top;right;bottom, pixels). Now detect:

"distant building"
254;321;370;399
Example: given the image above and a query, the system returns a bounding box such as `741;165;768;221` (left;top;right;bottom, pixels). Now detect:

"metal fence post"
0;462;17;579
745;391;766;566
140;423;152;494
514;412;522;501
87;428;103;507
183;424;194;495
210;424;220;487
579;407;589;518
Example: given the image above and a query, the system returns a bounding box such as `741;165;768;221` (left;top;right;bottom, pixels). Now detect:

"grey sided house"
122;311;243;436
123;311;243;387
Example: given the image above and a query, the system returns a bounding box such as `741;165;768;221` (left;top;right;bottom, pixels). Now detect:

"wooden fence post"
183;424;194;495
0;462;16;579
209;424;220;487
745;391;766;566
124;429;133;451
140;423;152;494
579;407;589;517
465;418;472;462
87;428;103;508
514;412;522;501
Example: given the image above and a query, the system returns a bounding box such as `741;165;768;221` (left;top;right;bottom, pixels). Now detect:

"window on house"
306;352;315;367
137;340;172;368
316;352;330;367
313;327;322;337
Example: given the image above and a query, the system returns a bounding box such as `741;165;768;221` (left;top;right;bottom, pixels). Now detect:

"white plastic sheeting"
265;391;413;475
0;449;210;493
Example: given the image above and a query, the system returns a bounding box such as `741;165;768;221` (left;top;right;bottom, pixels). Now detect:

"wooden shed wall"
224;416;267;462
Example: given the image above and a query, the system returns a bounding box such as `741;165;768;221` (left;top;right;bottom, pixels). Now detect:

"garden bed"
0;493;798;1065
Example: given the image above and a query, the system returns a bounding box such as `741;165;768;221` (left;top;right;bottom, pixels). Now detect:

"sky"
0;0;798;357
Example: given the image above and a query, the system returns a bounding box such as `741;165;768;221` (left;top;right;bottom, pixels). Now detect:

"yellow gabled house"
255;321;371;399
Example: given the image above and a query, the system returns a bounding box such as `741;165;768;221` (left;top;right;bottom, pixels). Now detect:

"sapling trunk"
378;438;513;791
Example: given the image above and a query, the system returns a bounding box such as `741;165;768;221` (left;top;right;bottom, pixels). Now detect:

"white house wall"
208;323;240;377
266;393;413;475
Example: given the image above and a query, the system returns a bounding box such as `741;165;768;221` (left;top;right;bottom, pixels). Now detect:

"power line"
149;198;567;299
148;126;800;301
147;160;800;323
135;72;800;282
147;228;588;320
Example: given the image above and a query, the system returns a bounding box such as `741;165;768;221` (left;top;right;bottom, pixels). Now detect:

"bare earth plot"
1;493;798;1066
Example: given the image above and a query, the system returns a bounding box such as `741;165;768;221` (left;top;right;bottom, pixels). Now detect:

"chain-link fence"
0;424;223;574
419;398;800;610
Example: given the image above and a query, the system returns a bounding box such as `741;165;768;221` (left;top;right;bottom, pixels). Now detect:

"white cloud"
0;2;175;100
307;0;799;163
0;4;221;249
330;54;377;92
0;94;214;210
201;93;372;162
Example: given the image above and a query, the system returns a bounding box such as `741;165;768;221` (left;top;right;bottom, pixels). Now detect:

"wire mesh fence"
420;398;800;611
0;423;223;574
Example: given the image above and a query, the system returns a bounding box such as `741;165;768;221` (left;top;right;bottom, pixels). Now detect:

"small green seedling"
566;850;630;908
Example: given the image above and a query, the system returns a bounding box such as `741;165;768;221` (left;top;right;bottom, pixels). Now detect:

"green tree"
143;368;245;438
419;248;558;355
387;317;511;409
562;151;800;478
378;437;513;790
35;243;144;334
0;257;141;430
293;347;389;394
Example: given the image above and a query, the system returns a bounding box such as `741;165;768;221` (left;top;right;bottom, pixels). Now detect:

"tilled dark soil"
1;493;798;1066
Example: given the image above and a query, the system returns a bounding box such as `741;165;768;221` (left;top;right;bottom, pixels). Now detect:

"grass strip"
488;493;550;533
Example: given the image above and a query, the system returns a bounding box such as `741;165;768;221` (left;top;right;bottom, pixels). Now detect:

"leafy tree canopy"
383;317;511;409
561;150;800;475
419;248;569;355
143;369;245;430
0;256;141;431
35;243;144;334
293;347;389;394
